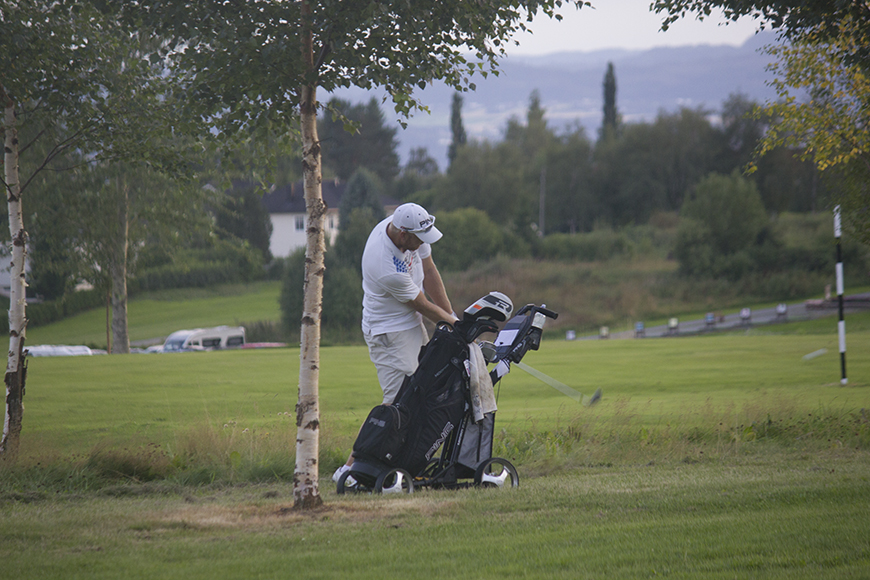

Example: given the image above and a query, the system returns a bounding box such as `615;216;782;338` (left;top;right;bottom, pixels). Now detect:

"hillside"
331;32;779;168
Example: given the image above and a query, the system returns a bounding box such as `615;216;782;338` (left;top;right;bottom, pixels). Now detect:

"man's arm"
421;255;454;316
407;291;458;325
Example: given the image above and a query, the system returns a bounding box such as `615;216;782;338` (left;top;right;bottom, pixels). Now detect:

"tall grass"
495;399;870;477
3;316;869;495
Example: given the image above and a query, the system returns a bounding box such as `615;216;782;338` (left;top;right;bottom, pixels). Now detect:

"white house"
261;180;400;258
262;180;345;258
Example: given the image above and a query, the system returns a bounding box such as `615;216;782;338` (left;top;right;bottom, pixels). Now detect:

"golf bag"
353;321;468;476
340;292;557;493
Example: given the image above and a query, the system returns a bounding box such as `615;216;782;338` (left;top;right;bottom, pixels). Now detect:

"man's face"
402;231;423;252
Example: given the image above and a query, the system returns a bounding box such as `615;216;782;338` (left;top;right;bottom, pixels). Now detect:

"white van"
162;326;246;352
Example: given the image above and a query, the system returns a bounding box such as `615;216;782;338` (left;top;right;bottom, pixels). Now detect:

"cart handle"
515;304;559;320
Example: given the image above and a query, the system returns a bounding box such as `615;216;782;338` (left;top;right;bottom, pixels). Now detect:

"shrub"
433;208;504;271
131;239;265;292
333;206;381;273
538;229;634;262
279;246;363;341
676;171;774;278
12;288;106;329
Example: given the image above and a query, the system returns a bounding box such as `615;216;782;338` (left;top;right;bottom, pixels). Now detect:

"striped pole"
834;205;847;385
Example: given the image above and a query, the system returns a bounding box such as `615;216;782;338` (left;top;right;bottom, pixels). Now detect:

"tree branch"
19;123;97;194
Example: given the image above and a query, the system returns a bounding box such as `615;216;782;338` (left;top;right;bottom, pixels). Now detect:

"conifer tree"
600;62;620;142
448;93;468;169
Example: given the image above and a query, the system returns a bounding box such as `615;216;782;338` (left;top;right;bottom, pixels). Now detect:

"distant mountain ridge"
330;31;780;171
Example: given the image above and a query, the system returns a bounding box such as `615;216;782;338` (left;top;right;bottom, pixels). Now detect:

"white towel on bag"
468;342;498;422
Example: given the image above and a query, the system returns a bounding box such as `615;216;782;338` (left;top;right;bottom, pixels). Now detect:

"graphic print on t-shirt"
392;254;414;274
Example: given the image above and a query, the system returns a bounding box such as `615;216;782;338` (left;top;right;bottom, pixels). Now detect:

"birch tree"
119;0;592;509
0;1;182;457
653;1;870;65
71;163;214;354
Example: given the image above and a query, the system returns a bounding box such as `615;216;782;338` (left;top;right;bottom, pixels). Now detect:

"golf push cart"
336;291;558;495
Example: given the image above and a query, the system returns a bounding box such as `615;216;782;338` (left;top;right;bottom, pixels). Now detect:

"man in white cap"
360;202;457;403
334;202;457;483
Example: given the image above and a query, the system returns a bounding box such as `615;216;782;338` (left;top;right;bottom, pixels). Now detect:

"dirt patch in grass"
144;492;463;531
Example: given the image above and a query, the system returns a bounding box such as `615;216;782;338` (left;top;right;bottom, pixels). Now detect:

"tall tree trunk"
293;0;325;510
111;183;130;354
1;93;27;460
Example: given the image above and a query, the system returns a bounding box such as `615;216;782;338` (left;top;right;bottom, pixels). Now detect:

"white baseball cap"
391;203;442;244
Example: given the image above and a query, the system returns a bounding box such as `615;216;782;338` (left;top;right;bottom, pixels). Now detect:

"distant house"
261;179;400;258
261;180;345;259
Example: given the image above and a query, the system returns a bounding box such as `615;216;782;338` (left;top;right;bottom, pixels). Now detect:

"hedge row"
5;288;108;328
129;260;262;293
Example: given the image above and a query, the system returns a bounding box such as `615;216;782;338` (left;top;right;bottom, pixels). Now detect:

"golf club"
516;361;602;407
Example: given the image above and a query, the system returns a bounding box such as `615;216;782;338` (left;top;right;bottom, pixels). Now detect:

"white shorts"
364;322;428;404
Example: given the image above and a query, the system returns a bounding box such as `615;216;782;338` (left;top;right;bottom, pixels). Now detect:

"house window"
329;216;335;230
295;215;305;231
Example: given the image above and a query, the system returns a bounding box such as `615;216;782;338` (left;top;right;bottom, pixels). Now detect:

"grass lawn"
17;317;870;461
2;306;869;578
25;281;283;348
1;456;867;579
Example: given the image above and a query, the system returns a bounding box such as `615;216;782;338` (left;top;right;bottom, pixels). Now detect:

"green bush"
131;240;265;292
279;246;363;341
675;172;772;279
333;206;381;273
8;288;106;329
538;229;635;262
433;208;504;271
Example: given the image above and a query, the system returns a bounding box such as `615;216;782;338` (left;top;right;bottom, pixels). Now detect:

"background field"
25;282;283;348
3;288;869;579
18;316;870;462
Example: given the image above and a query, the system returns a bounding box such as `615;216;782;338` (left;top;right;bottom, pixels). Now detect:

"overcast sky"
507;0;763;55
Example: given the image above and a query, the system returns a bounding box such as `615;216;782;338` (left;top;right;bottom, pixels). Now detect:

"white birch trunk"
110;182;130;354
2;96;27;459
293;0;324;509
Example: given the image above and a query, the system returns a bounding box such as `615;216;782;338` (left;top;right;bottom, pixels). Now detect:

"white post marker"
834;206;847;385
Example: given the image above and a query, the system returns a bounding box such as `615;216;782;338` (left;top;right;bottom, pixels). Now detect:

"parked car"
161;326;246;352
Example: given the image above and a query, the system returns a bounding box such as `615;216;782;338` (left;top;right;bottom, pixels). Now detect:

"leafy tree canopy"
110;0;592;156
675;170;775;279
217;182;275;263
434;208;504;271
448;93;468;169
754;19;869;240
653;0;870;66
1;1;186;184
319;98;400;184
339;168;386;233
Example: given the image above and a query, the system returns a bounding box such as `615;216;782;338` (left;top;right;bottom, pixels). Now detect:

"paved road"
580;293;870;340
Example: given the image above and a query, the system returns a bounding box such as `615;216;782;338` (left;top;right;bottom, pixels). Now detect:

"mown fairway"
1;457;868;580
17;324;870;459
2;309;869;578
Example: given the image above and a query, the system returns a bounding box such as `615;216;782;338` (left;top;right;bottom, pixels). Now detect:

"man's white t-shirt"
361;216;431;336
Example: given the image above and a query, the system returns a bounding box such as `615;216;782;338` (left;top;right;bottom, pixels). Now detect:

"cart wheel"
474;458;519;489
375;468;414;494
336;469;364;495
